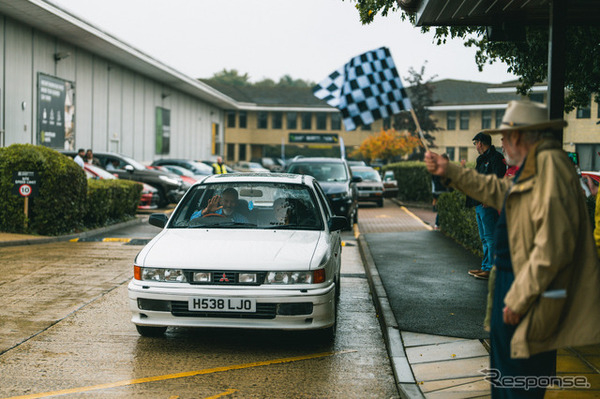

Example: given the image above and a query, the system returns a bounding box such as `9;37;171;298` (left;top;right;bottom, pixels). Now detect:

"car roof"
287;157;346;164
195;172;312;186
350;166;378;171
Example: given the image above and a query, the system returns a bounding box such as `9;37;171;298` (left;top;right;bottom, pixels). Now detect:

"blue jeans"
476;205;499;271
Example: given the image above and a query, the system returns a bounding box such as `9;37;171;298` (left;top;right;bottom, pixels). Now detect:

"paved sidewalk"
358;199;600;399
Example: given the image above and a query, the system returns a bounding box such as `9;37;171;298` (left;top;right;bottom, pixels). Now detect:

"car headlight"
329;192;349;200
134;266;187;282
265;270;325;284
158;175;180;185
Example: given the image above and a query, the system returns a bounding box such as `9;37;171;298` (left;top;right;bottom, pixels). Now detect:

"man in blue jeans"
466;132;506;279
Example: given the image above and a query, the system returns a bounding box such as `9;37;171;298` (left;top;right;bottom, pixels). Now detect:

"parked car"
350;166;385;207
199;160;235;174
253;157;285;172
346;160;367;167
382;170;399;198
151;159;214;176
83;163;159;210
149;165;203;185
62;151;187;208
128;173;346;339
286;157;360;227
232;161;270;173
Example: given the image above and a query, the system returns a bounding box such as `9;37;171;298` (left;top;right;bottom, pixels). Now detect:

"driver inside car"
190;187;249;223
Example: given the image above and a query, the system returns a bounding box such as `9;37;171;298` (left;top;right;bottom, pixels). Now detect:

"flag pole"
409;108;429;152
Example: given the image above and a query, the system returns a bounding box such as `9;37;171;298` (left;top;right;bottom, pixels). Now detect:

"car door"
313;181;342;285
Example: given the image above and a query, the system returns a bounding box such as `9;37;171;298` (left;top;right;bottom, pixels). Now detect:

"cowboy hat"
484;100;567;134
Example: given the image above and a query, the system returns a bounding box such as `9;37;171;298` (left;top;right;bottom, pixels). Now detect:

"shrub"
382;161;432;202
85;179;142;228
437;190;483;257
0;144;87;235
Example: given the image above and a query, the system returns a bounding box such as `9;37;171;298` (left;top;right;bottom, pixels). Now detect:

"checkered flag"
313;47;412;131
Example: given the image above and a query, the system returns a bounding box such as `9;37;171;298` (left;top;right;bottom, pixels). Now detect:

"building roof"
1;0;237;109
428;79;522;107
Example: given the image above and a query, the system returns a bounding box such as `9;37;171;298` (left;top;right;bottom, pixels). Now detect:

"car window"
288;163;348;182
313;181;334;219
169;182;324;230
351;169;381;182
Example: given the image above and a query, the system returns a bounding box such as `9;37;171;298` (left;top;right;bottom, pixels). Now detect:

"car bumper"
128;281;336;331
357;190;384;202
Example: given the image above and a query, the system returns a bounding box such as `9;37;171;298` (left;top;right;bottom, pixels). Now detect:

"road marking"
102;237;132;243
401;206;433;230
204;389;238;398
2;350;356;399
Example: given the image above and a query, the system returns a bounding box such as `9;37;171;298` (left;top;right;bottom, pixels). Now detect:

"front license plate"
359;192;370;197
188;297;256;312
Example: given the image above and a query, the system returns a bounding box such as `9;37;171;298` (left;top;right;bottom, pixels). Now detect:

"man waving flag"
313;47;412;132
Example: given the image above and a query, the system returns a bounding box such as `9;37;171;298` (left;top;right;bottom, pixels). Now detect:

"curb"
358;234;425;399
0;216;147;248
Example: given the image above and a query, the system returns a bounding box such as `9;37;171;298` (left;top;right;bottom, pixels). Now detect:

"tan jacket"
445;140;600;358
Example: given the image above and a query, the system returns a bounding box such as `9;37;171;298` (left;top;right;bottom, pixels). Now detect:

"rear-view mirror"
149;213;168;228
328;216;347;231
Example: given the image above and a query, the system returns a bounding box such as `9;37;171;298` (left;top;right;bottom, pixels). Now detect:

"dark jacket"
465;145;506;208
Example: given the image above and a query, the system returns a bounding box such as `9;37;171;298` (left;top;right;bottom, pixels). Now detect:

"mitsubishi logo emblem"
219;273;229;282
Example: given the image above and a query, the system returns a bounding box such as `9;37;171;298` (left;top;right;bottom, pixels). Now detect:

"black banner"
288;133;339;144
37;74;75;150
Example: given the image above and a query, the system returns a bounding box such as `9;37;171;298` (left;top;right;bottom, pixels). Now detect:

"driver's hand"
205;195;223;214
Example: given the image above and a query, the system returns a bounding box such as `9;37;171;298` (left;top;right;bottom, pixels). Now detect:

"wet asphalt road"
0;214;399;398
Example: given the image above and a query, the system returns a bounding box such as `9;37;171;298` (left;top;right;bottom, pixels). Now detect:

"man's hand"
424;151;449;176
503;306;522;325
204;195;223;214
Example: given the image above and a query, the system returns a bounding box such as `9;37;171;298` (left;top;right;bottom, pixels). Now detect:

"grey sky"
50;0;516;85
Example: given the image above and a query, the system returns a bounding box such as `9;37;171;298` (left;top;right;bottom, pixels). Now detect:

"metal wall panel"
91;57;108;152
74;50;94;150
121;69;135;157
107;65;122;153
133;74;145;160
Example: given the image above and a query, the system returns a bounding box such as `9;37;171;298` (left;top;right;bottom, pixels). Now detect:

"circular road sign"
19;184;32;197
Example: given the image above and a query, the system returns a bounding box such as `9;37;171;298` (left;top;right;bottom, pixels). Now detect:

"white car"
128;173;346;339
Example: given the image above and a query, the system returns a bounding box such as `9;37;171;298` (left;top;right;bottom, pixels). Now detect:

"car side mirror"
124;165;134;173
328;216;347;231
149;213;168;228
351;175;362;183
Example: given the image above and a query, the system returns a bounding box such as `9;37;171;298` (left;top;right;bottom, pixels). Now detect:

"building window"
446;147;455;161
331;113;342;130
227;143;235;161
301;112;312;130
447;111;456;130
272;112;282;129
287;112;297;129
238;144;247;160
316;113;327;130
226;111;236;128
239;111;247;128
383;117;391;130
459;111;469;130
481;110;492;129
530;93;544;103
257;111;268;129
495;110;505;128
577;104;591;119
459;147;468;162
361;124;372;131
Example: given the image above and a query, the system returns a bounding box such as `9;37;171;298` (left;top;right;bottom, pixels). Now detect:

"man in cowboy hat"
425;100;600;398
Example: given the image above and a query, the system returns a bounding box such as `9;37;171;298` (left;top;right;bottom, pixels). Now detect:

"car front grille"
170;301;277;319
358;186;381;191
184;271;267;286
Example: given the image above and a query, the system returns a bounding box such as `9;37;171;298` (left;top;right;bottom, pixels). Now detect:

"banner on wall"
37;74;75;149
155;107;171;155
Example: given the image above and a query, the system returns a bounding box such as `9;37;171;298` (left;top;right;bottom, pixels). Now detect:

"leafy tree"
207;69;251;86
394;64;439;157
351;128;421;163
350;1;600;111
277;75;315;88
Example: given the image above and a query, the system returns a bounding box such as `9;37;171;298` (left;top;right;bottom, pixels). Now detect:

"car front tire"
136;325;167;337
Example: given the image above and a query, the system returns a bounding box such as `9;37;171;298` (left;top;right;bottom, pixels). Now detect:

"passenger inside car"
190;187;249;223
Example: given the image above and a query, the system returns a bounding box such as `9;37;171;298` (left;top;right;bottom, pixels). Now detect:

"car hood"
137;229;323;270
318;181;349;194
357;181;383;187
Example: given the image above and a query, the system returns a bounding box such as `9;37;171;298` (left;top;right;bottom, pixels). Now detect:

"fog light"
193;272;211;282
138;298;171;312
239;273;257;283
278;303;313;315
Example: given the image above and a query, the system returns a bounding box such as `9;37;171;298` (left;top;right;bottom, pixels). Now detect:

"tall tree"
207;69;251;86
350;1;600;111
394;64;440;158
351;128;421;163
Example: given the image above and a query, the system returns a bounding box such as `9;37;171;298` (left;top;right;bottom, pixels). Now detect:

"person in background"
467;132;506;280
105;159;120;171
85;149;101;167
212;156;228;174
425;100;600;398
73;148;85;169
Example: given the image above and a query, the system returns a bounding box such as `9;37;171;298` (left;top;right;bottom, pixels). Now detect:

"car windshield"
169;182;324;230
351;169;381;182
119;154;146;170
288;163;348;182
188;161;214;174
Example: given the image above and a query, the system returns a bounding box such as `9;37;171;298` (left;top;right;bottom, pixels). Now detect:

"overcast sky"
50;0;516;85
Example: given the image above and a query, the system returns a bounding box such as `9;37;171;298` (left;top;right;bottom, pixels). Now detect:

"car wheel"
319;294;338;342
156;188;169;208
135;325;167;337
353;208;358;224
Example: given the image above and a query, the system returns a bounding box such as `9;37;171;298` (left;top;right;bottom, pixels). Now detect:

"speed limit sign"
19;184;32;197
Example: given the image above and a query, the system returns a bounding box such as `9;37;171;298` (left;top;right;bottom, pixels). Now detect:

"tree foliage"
207;70;314;88
351;128;421;163
351;0;600;111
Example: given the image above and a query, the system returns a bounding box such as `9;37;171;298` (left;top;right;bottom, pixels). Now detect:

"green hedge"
0;144;87;235
0;144;142;235
437;190;483;257
382;161;432;202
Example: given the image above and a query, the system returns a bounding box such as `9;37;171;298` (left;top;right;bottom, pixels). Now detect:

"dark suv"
286;157;361;228
62;151;187;207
